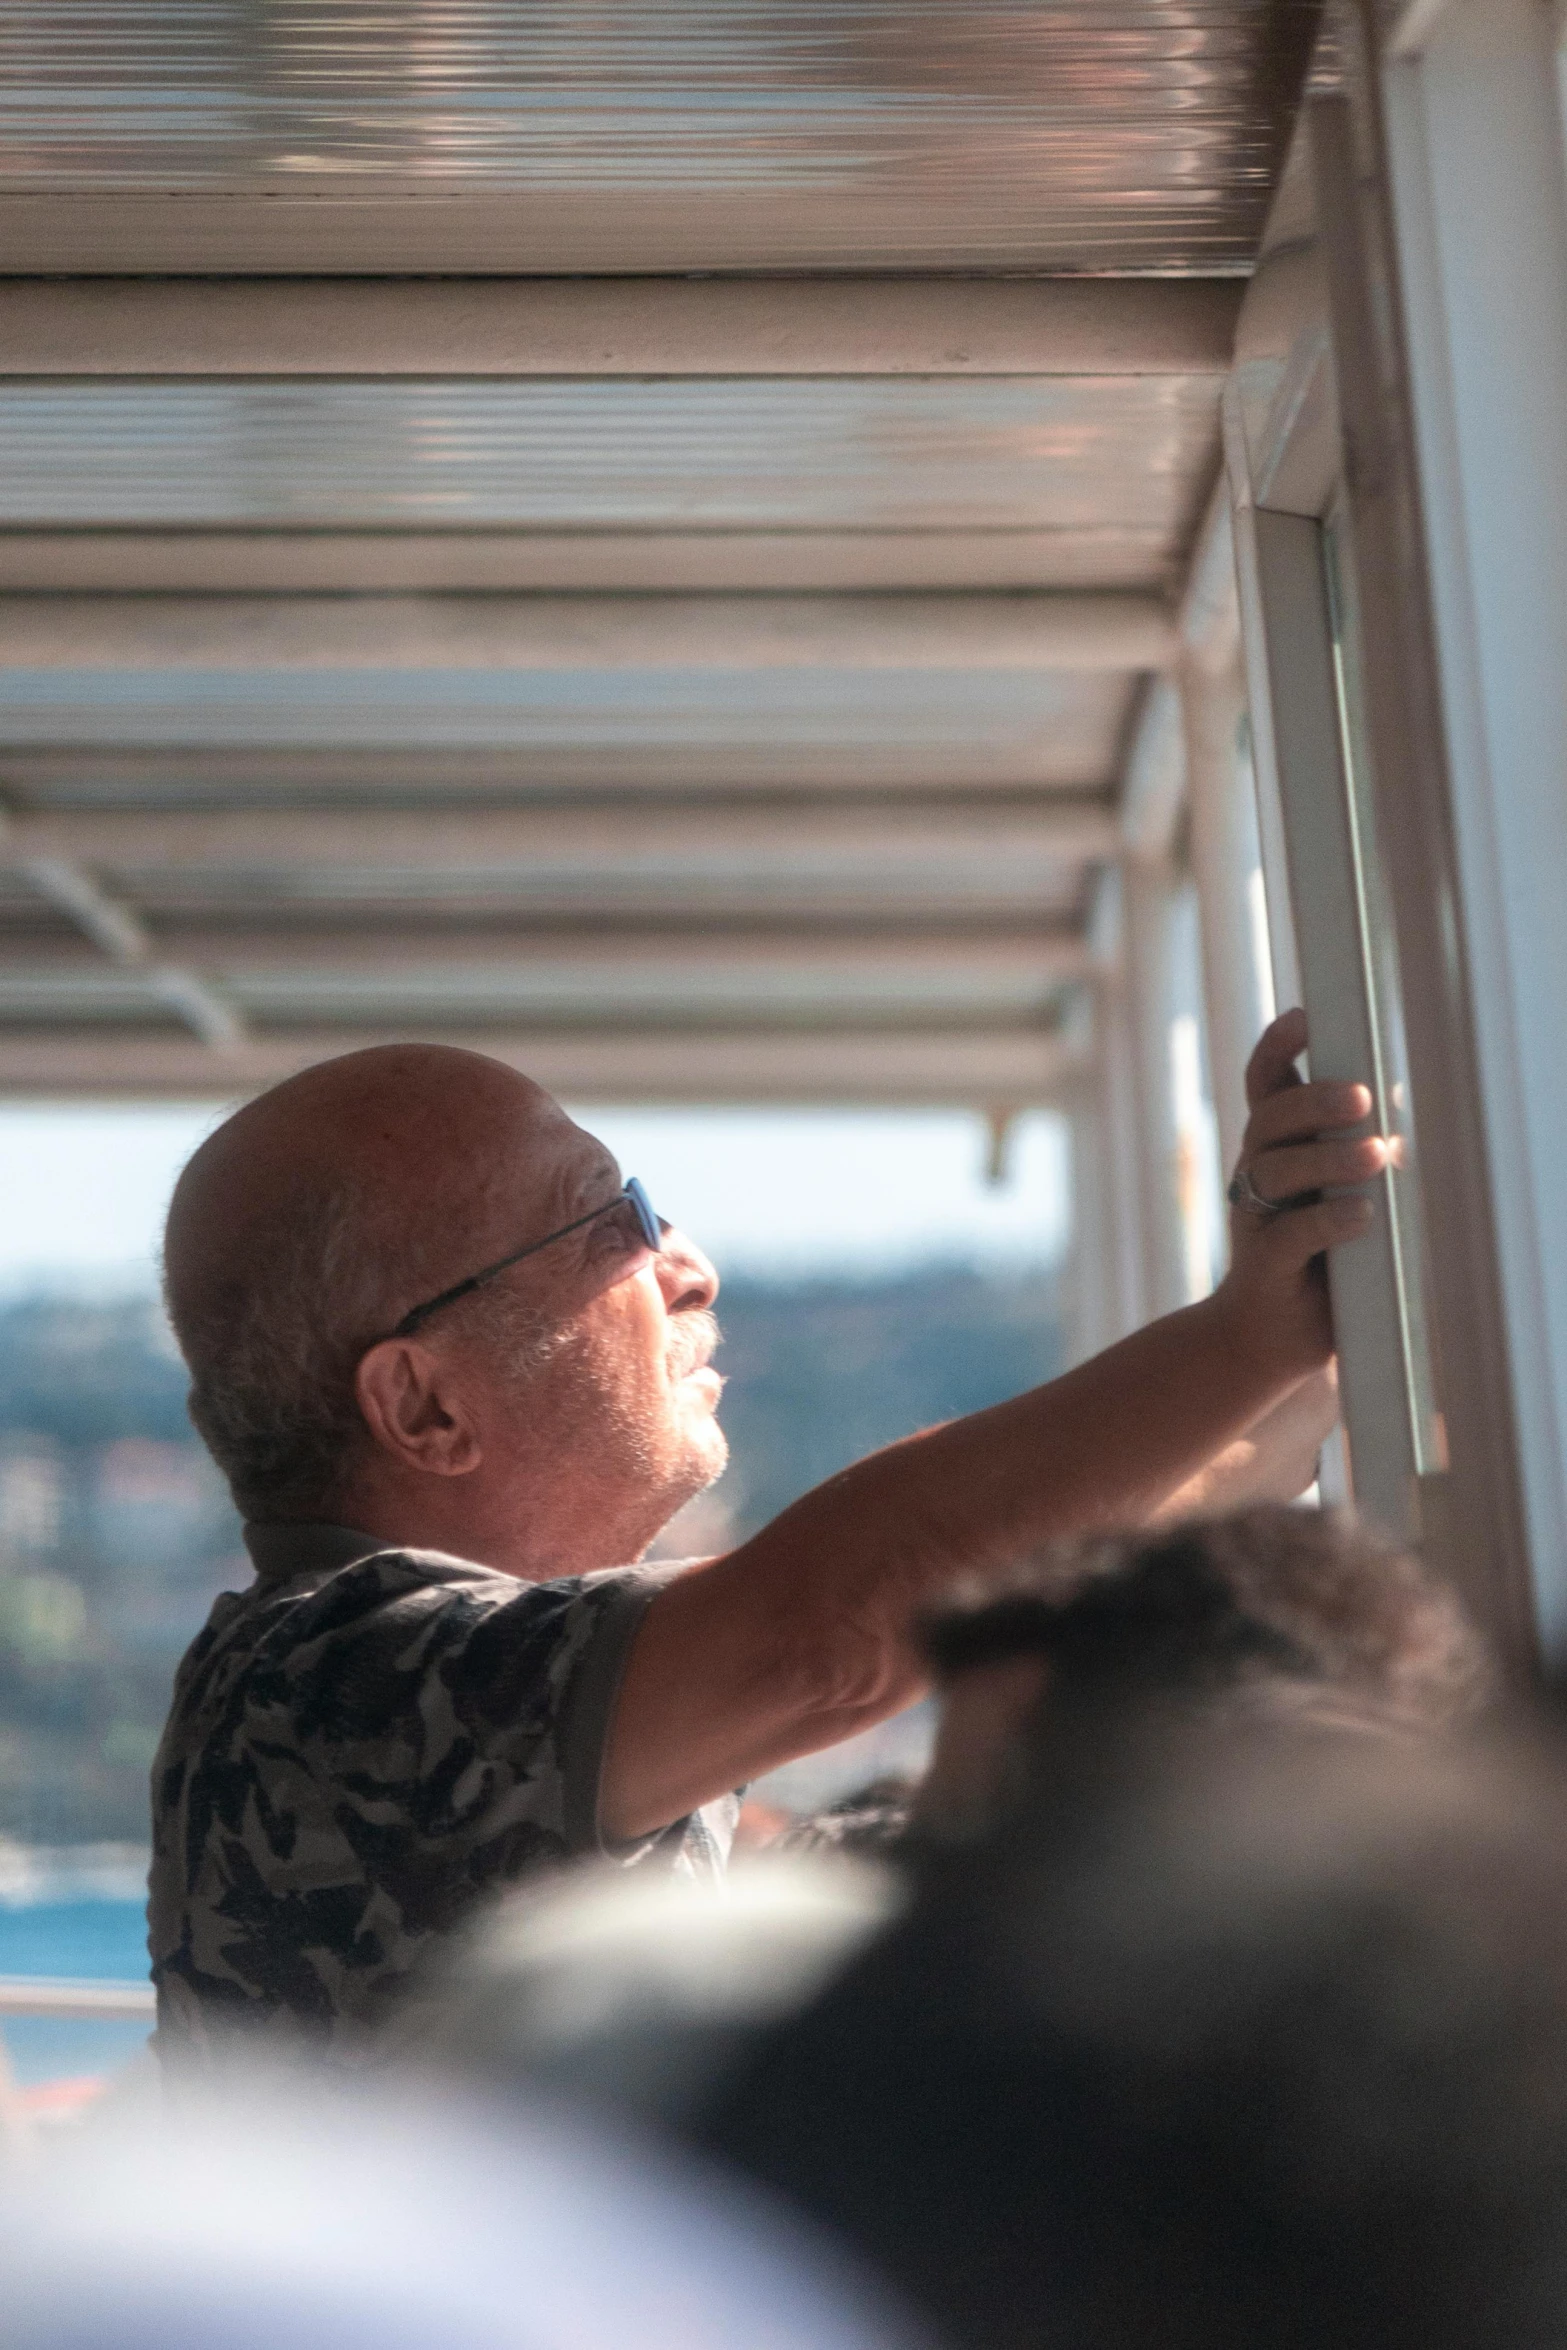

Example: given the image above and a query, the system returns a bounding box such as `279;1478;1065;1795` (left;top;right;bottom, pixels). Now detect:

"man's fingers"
1250;1134;1388;1202
1259;1191;1374;1269
1243;1077;1373;1156
1244;1008;1309;1110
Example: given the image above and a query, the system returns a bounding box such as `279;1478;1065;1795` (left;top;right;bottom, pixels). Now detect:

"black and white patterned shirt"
148;1522;736;2074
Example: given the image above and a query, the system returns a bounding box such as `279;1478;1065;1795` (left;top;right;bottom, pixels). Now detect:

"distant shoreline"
0;1842;148;1908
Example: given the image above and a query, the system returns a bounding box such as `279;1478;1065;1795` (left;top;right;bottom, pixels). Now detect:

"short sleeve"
422;1563;662;1856
319;1555;664;1866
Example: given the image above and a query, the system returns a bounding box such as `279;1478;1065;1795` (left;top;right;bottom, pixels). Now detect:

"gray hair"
167;1177;571;1523
167;1179;390;1523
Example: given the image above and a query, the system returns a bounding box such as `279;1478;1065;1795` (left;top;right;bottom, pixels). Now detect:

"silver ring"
1227;1164;1281;1220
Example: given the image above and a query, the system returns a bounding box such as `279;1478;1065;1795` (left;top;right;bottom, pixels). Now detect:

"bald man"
148;1009;1379;2071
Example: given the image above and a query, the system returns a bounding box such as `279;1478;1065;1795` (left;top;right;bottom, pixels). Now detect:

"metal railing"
0;1975;155;2150
0;1975;154;2019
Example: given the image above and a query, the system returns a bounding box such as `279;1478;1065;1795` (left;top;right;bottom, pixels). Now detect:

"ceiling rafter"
16;855;245;1049
0;1025;1091;1108
0;923;1098;983
0;277;1243;380
0;800;1120;873
0;530;1186;600
0;591;1177;676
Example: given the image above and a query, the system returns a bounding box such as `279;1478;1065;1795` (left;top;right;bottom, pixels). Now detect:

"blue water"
0;1899;152;2087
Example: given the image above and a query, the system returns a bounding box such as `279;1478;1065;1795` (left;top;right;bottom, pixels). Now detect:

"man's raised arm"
602;1011;1382;1839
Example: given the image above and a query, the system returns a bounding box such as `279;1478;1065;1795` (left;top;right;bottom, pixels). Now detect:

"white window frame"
1375;0;1567;1661
1225;12;1566;1667
1226;349;1423;1539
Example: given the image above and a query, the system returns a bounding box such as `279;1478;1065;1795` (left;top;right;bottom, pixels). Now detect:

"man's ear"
354;1339;483;1478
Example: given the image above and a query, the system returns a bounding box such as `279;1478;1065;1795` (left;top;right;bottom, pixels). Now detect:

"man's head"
915;1506;1489;1833
163;1045;726;1572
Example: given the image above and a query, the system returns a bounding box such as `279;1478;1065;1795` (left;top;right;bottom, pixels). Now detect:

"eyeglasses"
391;1176;661;1339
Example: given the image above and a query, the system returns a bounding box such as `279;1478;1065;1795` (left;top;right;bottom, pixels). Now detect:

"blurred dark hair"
699;1716;1567;2350
919;1504;1489;1732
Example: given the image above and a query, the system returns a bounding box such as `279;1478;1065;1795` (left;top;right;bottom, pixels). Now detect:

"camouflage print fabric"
148;1522;735;2076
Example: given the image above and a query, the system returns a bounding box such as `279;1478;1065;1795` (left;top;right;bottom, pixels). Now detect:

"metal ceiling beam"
0;745;1120;798
0;800;1119;871
0;278;1242;380
0;170;1275;277
0;529;1180;599
0;970;1084;1026
3;888;1084;929
16;856;245;1049
0;591;1176;675
0;923;1097;981
17;857;144;966
0;1026;1088;1108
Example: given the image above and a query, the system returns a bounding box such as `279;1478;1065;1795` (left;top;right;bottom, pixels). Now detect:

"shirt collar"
242;1520;394;1582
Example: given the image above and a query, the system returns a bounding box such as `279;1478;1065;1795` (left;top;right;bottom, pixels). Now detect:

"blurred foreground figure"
152;1011;1377;2066
703;1719;1567;2350
394;1848;899;2127
0;2071;926;2350
390;1514;1485;2137
916;1504;1488;1837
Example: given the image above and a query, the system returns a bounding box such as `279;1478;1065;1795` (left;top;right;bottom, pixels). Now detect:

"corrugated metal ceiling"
0;2;1317;1099
0;377;1219;538
0;1;1321;272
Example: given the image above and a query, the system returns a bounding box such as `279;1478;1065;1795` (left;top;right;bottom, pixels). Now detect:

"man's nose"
654;1224;719;1313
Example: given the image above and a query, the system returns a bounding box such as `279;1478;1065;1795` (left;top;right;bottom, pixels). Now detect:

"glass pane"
1235;715;1279;1032
1322;509;1446;1475
1167;880;1225;1301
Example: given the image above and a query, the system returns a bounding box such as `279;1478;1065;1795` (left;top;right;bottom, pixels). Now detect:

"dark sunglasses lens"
625;1177;661;1251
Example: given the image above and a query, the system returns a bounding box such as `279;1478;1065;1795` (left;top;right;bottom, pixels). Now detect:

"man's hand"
1212;1008;1381;1385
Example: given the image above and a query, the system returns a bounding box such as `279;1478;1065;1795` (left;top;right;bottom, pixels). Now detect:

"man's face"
569;1223;730;1505
453;1108;728;1552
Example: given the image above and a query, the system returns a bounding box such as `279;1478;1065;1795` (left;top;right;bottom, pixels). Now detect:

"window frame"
1227;402;1424;1538
1224;22;1558;1668
1374;0;1567;1664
